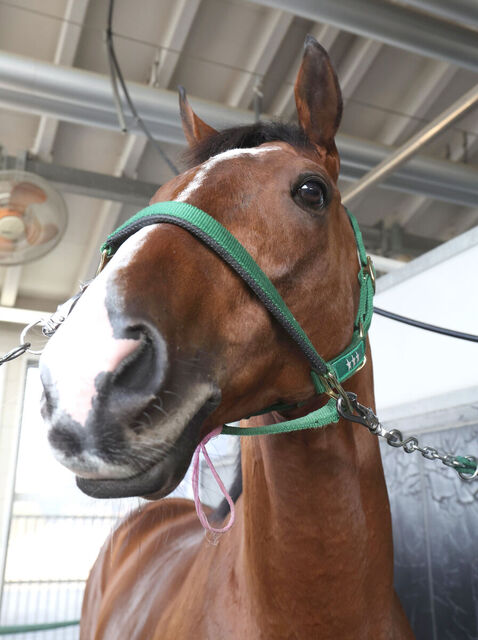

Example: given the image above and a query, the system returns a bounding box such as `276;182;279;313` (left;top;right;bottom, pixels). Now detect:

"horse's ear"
178;86;218;148
294;36;343;156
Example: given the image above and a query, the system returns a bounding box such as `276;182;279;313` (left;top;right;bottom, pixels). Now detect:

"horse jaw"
75;387;220;500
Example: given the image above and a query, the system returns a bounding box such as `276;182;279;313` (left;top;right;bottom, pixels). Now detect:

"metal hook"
336;392;381;434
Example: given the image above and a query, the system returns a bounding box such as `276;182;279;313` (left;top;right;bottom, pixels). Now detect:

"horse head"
40;37;360;500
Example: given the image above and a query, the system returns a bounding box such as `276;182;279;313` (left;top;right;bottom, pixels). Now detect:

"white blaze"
175;145;282;202
41;227;157;426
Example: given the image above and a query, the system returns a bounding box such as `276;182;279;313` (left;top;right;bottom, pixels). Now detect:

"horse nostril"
112;322;168;394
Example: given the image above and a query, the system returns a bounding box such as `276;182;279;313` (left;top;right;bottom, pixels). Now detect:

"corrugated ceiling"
0;0;477;312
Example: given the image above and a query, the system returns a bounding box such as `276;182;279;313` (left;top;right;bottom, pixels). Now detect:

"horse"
39;36;414;639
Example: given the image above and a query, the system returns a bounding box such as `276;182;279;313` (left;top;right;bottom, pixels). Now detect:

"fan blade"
10;182;48;210
26;222;59;246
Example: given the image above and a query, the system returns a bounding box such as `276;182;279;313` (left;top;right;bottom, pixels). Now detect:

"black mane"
184;121;312;167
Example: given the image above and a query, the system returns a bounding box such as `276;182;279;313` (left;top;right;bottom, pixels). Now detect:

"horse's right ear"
178;86;218;148
294;36;343;158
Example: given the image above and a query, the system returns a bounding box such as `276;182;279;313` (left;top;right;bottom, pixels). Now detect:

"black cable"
374;307;478;343
105;0;179;175
0;343;31;367
105;37;127;133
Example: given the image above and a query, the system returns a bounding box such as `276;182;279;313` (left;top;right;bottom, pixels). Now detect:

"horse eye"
297;179;326;208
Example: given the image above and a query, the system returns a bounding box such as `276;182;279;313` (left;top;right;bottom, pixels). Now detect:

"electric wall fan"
0;170;67;266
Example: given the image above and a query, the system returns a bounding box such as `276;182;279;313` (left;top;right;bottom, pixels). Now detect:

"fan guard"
0;170;67;266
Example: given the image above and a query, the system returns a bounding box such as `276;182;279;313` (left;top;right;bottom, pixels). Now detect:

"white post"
0;326;28;614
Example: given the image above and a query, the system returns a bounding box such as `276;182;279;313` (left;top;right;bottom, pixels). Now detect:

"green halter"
101;200;375;436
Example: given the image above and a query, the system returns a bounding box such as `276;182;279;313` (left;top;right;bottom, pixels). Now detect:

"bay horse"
39;37;414;639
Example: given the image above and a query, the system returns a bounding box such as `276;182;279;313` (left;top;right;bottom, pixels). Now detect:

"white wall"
370;226;478;423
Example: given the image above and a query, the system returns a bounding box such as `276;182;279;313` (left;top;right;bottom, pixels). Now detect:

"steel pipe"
0;50;249;132
1;52;478;207
368;254;405;273
247;0;478;73
398;0;478;31
338;137;478;208
0;305;49;326
342;84;478;205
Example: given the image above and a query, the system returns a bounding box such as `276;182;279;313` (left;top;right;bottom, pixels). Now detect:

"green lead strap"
0;620;79;635
222;397;339;436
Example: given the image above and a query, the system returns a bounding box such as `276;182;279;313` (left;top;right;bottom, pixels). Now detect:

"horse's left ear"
178;86;218;148
295;36;342;172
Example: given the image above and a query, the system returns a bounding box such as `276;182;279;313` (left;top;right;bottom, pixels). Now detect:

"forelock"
183;121;313;168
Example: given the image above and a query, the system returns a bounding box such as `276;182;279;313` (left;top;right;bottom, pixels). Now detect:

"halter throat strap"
101;200;375;434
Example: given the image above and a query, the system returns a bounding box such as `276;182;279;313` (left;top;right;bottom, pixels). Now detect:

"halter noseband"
100;201;375;435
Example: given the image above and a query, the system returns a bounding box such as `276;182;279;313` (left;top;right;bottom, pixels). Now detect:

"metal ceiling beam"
1;52;477;207
246;0;478;73
361;225;440;256
0;51;250;134
377;223;478;292
342;83;478;206
0;305;48;326
377;60;456;147
0;153;438;257
1;153;157;206
73;136;149;290
225;9;293;109
338;137;478;208
338;38;382;100
2;138;478;212
397;0;478;31
369;254;405;273
375;60;456;230
152;0;202;88
32;0;90;161
73;0;202;289
4;0;91;312
0;267;22;307
391;127;478;233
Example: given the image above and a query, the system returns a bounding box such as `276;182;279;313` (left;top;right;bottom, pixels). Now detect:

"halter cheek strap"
101;200;375;433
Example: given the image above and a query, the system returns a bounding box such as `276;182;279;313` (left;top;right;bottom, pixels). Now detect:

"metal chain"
337;392;478;482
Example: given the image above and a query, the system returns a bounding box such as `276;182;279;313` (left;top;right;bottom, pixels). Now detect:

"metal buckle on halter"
365;255;376;292
336;392;385;435
318;370;355;416
18;288;86;355
96;249;109;276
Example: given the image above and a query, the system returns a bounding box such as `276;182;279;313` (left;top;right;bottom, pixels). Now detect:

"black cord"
0;343;31;366
105;0;179;175
374;307;478;343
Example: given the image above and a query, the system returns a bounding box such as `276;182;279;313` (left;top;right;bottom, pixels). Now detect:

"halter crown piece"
101;200;375;435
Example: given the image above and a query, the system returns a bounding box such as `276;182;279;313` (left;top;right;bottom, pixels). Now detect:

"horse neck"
234;361;395;636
